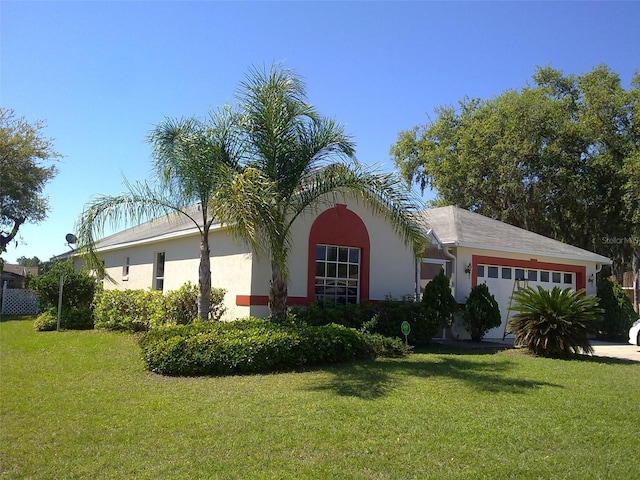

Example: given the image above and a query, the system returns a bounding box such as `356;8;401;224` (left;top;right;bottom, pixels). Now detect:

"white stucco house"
66;199;611;340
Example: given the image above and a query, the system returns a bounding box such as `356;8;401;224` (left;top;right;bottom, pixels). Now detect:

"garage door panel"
475;265;576;339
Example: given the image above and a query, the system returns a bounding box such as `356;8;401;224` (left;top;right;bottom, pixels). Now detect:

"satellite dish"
65;233;78;244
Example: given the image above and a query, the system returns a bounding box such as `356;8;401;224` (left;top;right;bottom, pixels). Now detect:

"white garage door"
476;264;577;339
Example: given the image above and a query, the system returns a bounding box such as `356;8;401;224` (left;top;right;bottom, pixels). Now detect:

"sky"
1;0;639;264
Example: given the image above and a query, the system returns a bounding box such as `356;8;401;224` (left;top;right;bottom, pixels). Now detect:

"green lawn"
1;316;638;479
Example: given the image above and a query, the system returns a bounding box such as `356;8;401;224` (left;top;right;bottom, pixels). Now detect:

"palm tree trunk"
269;262;288;322
198;229;212;321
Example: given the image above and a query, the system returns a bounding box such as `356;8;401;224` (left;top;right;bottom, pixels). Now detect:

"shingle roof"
419;206;611;264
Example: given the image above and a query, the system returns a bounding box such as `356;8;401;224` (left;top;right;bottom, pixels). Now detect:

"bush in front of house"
93;284;227;332
462;283;502;341
164;282;227;324
34;307;94;331
138;318;409;376
596;279;636;341
93;289;165;332
290;297;443;346
507;286;603;358
29;260;97;331
422;269;457;330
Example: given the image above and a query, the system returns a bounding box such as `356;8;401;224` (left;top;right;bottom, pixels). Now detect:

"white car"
629;319;640;346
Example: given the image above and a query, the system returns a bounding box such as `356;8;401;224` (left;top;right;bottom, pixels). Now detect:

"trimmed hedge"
291;297;443;346
93;283;227;332
34;307;94;331
138;318;410;376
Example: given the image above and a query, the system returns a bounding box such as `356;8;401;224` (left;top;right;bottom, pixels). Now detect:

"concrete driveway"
590;341;640;363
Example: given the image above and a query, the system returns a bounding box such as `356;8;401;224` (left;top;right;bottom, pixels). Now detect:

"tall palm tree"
220;64;425;320
76;107;243;320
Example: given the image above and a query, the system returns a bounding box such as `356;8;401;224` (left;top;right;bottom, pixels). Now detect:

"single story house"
65;198;611;340
1;264;39;289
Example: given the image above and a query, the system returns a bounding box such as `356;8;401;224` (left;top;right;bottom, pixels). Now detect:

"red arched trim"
471;255;586;291
307;204;370;304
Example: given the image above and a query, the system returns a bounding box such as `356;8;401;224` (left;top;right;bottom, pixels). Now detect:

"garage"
475;262;577;339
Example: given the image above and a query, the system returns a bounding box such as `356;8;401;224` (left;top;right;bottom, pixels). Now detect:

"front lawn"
1;316;638;479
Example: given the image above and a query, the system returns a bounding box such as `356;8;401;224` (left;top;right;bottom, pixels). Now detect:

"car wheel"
637;332;640;346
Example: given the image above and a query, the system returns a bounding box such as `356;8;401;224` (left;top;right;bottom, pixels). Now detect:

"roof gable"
420;206;611;264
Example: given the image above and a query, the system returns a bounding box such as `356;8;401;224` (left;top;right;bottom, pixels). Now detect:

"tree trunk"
269;262;288;322
197;230;212;321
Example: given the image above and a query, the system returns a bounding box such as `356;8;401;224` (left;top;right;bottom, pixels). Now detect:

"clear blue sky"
1;1;639;264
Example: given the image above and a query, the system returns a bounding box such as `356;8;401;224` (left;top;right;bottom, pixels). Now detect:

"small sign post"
401;321;411;345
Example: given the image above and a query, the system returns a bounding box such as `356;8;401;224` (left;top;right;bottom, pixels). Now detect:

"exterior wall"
98;228;254;320
234;196;418;313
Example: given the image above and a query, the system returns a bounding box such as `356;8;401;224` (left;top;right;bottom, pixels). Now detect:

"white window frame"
314;244;360;305
154;252;165;291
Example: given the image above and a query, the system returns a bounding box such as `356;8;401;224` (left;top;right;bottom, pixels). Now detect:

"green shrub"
370;297;440;346
93;289;164;332
93;284;227;332
291;297;442;346
29;260;96;310
462;283;502;341
507;286;603;358
422;269;457;328
164;282;226;323
34;307;93;331
596;279;636;340
138;318;409;376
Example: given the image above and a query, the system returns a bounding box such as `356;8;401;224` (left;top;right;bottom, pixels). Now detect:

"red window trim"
235;204;371;307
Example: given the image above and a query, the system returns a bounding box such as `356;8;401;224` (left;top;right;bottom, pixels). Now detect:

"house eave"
442;241;613;265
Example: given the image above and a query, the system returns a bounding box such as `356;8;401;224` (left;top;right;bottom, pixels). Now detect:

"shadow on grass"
310;349;563;400
0;314;36;323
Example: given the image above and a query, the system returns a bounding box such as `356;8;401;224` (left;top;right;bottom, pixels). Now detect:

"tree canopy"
0;108;60;254
391;65;640;276
77;108;243;320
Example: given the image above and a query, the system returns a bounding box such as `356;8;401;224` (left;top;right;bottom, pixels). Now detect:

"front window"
154;252;165;291
314;244;360;304
122;256;130;280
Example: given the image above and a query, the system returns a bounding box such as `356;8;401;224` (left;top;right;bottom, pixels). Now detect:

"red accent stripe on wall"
235;295;309;307
471;255;586;291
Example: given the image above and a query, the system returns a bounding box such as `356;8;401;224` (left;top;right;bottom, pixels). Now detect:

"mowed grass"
1;317;639;479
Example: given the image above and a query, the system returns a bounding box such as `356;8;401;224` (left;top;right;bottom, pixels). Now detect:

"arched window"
307;204;370;304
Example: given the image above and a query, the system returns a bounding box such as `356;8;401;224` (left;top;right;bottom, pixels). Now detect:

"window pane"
488;266;498;278
327;246;338;261
564;273;573;284
338;264;347;278
552;272;561;283
338;247;348;262
502;268;512;279
528;270;538;282
156;252;165;278
515;269;525;281
327;263;337;277
349;249;359;263
540;271;550;282
316;245;326;260
349;264;358;278
315;261;325;277
477;265;485;277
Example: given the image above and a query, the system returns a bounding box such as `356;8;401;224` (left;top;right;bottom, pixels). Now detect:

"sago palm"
224;64;425;320
507;286;603;358
76;107;243;320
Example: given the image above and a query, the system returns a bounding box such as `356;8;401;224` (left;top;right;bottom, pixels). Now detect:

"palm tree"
507;286;603;357
76;107;243;320
220;64;425;320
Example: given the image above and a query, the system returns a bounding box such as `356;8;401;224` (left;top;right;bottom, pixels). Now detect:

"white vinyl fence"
1;281;39;315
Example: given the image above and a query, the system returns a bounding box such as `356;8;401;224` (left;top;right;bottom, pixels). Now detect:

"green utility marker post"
401;321;411;345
